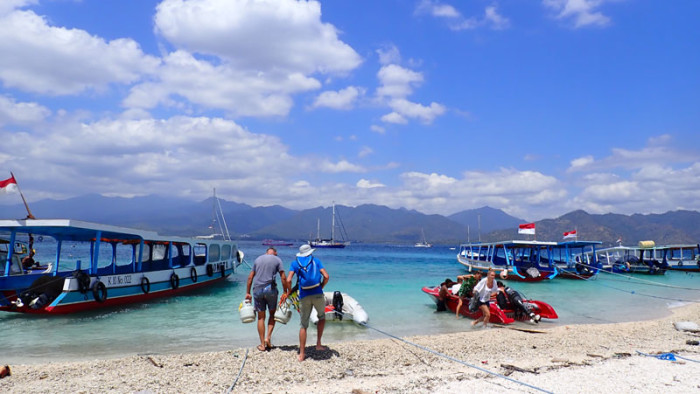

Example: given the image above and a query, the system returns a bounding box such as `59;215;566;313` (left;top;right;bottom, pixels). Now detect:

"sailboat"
414;228;432;248
309;203;349;248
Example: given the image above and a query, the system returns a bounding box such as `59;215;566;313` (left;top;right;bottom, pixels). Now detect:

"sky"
0;0;698;221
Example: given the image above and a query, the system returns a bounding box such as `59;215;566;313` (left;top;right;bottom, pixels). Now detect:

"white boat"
310;291;368;325
309;203;349;248
414;228;432;248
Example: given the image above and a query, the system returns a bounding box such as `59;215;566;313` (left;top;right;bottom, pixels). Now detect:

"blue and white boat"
0;219;242;314
457;240;559;282
657;244;700;272
591;241;669;275
549;240;603;279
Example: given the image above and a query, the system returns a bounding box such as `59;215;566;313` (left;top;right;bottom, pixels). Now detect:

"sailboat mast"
331;202;336;241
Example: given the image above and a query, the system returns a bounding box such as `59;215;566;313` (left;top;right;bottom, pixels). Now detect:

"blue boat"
549;240;603;279
591;241;669;275
457;240;559;282
0;219;242;314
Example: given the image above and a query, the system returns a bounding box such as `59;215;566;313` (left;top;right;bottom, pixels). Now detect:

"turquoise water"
2;241;700;364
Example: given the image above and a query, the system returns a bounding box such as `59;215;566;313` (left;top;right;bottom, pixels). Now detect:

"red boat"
421;285;558;324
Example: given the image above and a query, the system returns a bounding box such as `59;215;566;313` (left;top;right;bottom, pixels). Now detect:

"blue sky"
0;0;698;220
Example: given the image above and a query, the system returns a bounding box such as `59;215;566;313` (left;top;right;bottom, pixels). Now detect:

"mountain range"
1;194;698;246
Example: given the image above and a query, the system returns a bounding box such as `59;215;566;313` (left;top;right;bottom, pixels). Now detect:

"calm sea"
2;241;699;364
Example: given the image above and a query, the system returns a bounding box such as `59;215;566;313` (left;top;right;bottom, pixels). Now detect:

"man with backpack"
285;244;330;361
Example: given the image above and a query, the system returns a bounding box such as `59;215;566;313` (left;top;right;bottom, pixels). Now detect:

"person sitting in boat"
437;279;454;312
21;250;37;270
454;271;482;318
470;269;499;328
496;281;540;323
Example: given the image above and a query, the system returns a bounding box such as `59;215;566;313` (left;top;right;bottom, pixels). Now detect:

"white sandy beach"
2;303;699;393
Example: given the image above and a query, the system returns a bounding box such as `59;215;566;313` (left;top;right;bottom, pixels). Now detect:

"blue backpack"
297;257;322;290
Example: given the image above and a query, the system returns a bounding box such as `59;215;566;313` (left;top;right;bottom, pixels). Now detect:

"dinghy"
310;291;368;325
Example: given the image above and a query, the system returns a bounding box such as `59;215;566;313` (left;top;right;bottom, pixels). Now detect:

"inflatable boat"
421;285;557;324
310;291;368;325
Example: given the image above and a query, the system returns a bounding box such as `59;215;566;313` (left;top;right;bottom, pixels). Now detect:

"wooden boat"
591;241;669;275
0;219;242;314
421;285;557;324
657;244;700;272
550;241;603;279
457;240;559;282
310;291;368;325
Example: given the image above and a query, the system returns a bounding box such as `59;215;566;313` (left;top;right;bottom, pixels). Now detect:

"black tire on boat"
220;264;226;278
170;273;180;290
190;267;198;283
92;281;107;303
140;276;150;294
206;264;214;277
73;270;91;294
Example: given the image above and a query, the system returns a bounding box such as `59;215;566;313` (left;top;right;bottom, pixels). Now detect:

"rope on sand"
225;348;249;393
591;265;700;290
346;314;553;393
636;350;700;363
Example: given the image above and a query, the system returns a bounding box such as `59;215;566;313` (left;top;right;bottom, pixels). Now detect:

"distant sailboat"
414;228;432;248
309;202;349;248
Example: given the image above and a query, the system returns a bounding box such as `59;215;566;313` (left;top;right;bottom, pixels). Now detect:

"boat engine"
332;291;344;320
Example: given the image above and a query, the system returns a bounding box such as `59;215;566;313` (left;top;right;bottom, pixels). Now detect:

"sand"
2;303;700;393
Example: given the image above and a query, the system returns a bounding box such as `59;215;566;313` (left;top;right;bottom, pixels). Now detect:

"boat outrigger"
0;219;242;314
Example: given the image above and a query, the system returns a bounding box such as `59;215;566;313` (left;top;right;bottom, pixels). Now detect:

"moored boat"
0;219;242;314
421;285;557;324
592;241;669;275
550;240;603;279
309;203;349;248
261;239;294;247
457;240;559;282
310;290;368;325
658;244;700;272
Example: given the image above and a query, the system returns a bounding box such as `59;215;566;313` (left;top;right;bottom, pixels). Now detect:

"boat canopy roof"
0;219;200;244
461;240;558;247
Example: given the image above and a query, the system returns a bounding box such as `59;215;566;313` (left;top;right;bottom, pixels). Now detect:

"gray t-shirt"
252;254;284;293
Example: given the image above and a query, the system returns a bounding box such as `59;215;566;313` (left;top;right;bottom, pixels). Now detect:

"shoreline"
2;303;700;393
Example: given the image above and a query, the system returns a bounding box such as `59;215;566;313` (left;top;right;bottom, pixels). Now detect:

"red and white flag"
518;223;536;235
0;175;18;194
563;230;577;240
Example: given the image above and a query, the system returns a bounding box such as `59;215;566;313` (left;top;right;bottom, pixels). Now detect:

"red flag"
563;230;577;239
0;175;18;194
518;223;536;235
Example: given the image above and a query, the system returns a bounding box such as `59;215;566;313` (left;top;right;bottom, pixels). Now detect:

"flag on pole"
518;223;536;235
563;230;577;240
0;175;18;194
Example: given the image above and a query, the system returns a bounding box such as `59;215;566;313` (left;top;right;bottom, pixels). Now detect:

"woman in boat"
455;271;482;318
470;269;499;328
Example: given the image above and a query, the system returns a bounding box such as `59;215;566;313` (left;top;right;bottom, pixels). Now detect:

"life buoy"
190;267;198;283
170;273;180;289
206;264;214;277
92;281;107;303
140;276;150;294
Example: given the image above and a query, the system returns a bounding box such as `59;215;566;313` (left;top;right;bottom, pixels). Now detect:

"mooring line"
225;348;249;393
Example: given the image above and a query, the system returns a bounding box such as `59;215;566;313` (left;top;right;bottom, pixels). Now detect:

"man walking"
246;246;289;351
286;244;329;361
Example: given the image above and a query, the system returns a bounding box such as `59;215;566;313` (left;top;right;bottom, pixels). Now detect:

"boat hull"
421;286;557;324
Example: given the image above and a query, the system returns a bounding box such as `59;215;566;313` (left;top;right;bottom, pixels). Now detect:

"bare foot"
256;344;266;352
298;353;305;362
264;340;273;350
315;345;328;351
471;320;479;326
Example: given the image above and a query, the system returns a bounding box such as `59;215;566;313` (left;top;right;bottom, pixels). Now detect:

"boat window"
178;243;192;266
95;241;115;269
221;244;231;260
115;243;134;266
194;243;207;265
208;244;220;262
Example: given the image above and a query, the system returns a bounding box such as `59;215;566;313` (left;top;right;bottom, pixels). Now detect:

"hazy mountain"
1;195;698;245
448;206;524;235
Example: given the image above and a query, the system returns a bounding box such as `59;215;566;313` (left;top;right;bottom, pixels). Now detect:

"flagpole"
10;172;36;220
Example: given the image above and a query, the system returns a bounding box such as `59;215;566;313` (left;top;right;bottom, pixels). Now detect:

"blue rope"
226;348;249;393
636;350;700;363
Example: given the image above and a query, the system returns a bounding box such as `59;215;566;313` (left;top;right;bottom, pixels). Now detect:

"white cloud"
376;45;402;66
125;50;319;116
375;64;445;125
154;0;362;75
318;159;365;173
370;125;385;134
0;10;159;95
416;1;510;31
0;95;50;126
0;0;36;16
376;64;423;99
380;112;407;125
358;146;373;158
387;98;446;124
311;86;362;110
357;179;385;189
543;0;611;28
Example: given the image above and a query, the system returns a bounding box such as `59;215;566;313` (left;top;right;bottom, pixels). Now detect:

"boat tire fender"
140;276;150;294
190;267;198;283
74;270;91;294
206;264;214;277
92;281;107;303
170;273;180;290
220;264;226;278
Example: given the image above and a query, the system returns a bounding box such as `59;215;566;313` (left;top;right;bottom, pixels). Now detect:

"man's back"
252;254;283;292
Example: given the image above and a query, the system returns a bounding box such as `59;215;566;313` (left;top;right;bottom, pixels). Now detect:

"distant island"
3;194;698;246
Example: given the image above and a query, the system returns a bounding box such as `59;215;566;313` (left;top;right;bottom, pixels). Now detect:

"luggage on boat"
239;299;255;323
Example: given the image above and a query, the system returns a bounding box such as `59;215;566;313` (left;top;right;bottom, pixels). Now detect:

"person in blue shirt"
285;244;329;362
